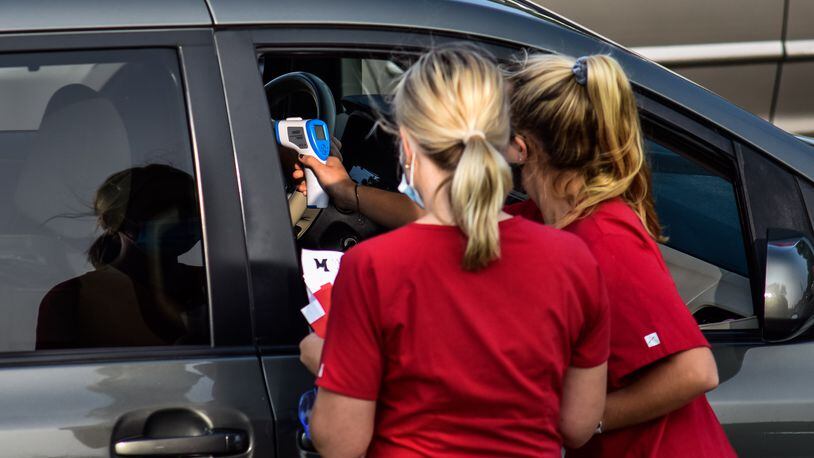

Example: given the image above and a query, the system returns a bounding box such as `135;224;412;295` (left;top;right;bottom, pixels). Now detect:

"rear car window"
0;49;209;352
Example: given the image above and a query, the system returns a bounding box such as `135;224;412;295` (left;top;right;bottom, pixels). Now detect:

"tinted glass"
0;49;208;352
648;139;748;276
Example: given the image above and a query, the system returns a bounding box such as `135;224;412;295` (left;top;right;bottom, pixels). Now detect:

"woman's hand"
299;333;325;376
293;137;356;211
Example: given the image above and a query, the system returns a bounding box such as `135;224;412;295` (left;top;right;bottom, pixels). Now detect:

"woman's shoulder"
504;199;543;223
506;215;588;246
567;199;651;244
504;217;598;268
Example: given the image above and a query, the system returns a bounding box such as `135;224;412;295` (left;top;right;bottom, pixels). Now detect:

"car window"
0;49;208;352
338;58;404;98
648;138;748;276
647;138;756;328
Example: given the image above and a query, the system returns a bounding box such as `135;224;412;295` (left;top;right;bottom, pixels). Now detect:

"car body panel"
0;356;275;457
707;342;814;457
0;0;211;34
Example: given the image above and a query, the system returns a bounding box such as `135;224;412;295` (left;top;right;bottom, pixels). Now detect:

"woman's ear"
506;134;529;164
399;128;415;168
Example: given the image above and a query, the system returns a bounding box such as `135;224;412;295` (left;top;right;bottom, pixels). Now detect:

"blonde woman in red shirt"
502;53;735;457
302;46;610;458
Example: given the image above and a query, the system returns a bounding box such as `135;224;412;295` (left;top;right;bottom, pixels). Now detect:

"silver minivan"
1;1;813;456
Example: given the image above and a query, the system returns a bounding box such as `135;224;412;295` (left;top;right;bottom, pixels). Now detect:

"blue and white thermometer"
275;117;331;208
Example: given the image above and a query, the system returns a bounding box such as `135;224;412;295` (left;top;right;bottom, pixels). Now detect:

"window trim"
0;28;254;364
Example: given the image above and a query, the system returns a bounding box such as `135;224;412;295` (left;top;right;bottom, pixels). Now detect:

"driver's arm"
295;146;423;229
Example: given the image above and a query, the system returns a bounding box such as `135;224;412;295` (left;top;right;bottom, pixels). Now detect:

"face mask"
135;215;202;257
398;151;425;209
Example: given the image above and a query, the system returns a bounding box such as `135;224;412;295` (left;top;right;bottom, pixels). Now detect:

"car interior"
260;51;413;250
259;49;758;331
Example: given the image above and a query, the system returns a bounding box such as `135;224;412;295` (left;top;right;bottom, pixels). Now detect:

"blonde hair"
507;53;662;240
393;45;512;270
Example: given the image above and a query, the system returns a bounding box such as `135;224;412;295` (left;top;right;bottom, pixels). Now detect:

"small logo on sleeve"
644;332;661;348
318;363;324;378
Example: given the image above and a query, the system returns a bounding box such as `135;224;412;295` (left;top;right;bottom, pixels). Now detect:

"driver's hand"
293;137;356;211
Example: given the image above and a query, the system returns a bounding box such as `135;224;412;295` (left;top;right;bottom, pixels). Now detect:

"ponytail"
508;54;663;240
391;45;512;270
87;231;122;268
451;135;512;270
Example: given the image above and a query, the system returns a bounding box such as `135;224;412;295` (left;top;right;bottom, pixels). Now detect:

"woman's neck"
415;187;456;225
536;192;574;226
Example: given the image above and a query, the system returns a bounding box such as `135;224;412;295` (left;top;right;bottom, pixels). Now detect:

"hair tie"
572;56;589;86
462;129;486;144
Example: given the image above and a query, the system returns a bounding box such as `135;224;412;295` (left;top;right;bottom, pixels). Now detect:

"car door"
0;29;275;456
212;25;542;457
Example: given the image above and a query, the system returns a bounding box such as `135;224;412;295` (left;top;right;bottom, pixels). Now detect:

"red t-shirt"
317;217;609;457
508;198;735;457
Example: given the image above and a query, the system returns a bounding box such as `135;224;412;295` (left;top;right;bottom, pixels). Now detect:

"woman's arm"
310;388;376;458
560;362;607;448
295;154;423;229
299;333;324;376
602;346;719;432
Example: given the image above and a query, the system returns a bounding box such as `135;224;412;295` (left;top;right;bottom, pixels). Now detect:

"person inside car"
503;53;735;457
300;45;610;457
36;164;208;349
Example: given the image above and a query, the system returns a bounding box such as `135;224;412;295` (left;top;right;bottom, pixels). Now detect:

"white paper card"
301;298;326;324
301;249;344;294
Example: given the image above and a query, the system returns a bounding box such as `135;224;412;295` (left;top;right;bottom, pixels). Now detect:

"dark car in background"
1;0;814;456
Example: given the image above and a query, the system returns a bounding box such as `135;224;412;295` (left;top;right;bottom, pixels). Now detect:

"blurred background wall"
532;0;814;135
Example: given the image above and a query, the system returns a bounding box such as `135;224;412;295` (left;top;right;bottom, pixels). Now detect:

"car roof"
2;0;811;179
0;0;211;33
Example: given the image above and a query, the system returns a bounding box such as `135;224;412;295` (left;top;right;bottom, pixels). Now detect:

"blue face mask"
397;151;425;209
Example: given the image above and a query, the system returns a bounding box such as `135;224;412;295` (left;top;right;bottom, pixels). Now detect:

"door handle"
114;430;247;456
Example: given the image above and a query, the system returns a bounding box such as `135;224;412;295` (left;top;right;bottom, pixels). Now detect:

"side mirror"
763;229;814;342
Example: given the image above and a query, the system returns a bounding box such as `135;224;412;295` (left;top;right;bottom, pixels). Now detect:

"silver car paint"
0;0;211;33
0;356;275;457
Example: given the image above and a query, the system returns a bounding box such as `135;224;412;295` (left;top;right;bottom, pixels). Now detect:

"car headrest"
14;83;130;239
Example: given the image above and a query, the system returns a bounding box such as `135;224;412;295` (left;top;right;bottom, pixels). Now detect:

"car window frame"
215;27;534;353
636;94;767;343
0;28;254;365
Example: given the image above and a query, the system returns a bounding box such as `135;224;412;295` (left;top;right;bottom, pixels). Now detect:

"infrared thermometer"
274;117;331;208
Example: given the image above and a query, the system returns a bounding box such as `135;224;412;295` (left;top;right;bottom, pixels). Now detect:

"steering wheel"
265;72;336;236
